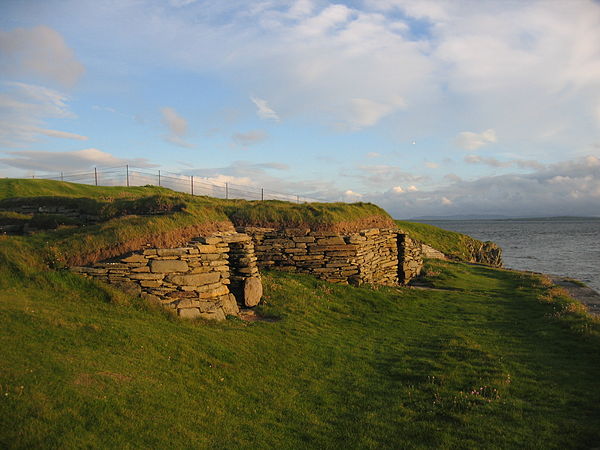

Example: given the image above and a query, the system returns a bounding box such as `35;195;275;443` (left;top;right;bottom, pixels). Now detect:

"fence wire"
34;166;324;203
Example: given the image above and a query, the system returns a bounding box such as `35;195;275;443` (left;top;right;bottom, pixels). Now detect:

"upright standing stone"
243;276;263;307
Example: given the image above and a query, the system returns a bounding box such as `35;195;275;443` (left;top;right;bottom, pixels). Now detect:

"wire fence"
33;166;325;203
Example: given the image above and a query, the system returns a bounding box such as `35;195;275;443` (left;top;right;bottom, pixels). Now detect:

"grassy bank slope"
1;244;599;447
396;220;497;262
0;179;392;265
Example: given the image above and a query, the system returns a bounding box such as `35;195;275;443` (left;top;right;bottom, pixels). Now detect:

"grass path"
1;260;599;448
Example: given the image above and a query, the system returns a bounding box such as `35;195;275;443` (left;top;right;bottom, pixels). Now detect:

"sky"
1;0;599;218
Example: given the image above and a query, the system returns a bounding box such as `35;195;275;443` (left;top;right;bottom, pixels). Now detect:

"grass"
396;220;498;262
1;236;599;448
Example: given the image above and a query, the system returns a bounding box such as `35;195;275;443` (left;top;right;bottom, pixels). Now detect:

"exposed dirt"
238;309;280;322
231;215;394;233
66;220;234;266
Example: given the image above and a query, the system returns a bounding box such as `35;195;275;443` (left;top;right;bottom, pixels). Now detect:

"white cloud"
425;161;439;169
0;81;86;146
232;130;268;147
455;129;497;150
350;164;426;187
465;155;545;170
343;97;406;129
0;148;156;172
362;155;600;218
0;26;85;88
392;186;404;193
161;106;194;148
35;128;87;140
250;96;280;121
343;189;364;201
366;152;381;158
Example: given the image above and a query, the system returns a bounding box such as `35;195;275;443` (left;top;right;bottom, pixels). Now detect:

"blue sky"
1;0;599;218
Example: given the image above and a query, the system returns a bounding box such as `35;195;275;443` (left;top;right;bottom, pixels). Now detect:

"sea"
419;218;600;293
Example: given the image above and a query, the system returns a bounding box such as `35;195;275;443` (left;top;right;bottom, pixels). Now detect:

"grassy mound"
0;179;392;265
1;237;599;447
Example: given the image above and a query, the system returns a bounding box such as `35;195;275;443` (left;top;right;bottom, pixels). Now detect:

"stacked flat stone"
239;227;413;286
218;233;261;307
351;228;399;285
71;235;249;321
398;235;423;284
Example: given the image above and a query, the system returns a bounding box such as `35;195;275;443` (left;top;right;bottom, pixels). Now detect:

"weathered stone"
195;244;218;253
166;272;220;286
178;308;201;319
243;276;263;307
199;285;229;299
157;248;189;256
194;236;222;245
140;280;163;288
292;236;315;243
128;273;165;280
150;259;189;273
221;293;240;315
316;237;345;245
121;254;147;263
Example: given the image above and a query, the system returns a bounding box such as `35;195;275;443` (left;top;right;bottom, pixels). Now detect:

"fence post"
158;170;161;187
60;172;64;182
261;188;264;201
94;167;98;186
225;182;229;200
126;165;130;187
191;176;194;195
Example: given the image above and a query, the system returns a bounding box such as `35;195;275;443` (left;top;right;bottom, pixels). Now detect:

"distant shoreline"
408;216;600;222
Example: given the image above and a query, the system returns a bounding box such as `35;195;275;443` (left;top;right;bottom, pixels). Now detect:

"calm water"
422;218;600;293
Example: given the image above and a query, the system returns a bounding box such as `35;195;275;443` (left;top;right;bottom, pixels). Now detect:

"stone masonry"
398;235;423;284
71;231;261;321
70;227;424;321
239;227;422;286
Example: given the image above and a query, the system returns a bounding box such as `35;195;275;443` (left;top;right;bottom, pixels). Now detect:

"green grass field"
1;254;599;448
1;178;599;448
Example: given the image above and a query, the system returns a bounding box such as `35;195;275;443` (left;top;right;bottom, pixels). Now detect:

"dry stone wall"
239;227;419;286
398;235;423;284
70;226;425;321
71;232;261;321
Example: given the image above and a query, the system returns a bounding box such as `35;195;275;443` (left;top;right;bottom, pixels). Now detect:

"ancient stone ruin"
71;227;424;320
72;231;261;321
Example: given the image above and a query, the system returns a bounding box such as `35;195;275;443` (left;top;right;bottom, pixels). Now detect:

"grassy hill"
396;220;500;263
0;179;392;267
1;179;600;447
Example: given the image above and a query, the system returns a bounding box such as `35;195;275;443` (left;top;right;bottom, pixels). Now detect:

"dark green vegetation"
0;179;391;266
396;220;494;262
2;242;600;448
